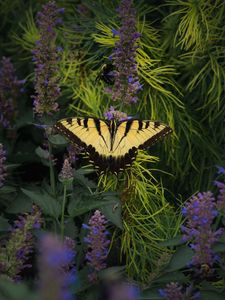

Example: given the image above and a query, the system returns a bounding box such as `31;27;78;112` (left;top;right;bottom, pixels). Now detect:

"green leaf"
0;216;9;231
74;169;96;189
68;193;117;217
48;134;68;146
158;235;184;247
0;278;37;300
100;198;123;229
140;287;163;300
200;290;225;300
154;271;187;284
35;146;49;160
98;266;126;280
21;188;61;218
165;246;193;272
6;192;32;214
212;242;225;252
5;163;21;170
0;186;17;194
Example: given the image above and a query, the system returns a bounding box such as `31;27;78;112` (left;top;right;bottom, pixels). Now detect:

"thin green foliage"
99;151;182;282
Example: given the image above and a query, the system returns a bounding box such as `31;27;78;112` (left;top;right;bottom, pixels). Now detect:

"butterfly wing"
55;117;111;158
111;119;172;166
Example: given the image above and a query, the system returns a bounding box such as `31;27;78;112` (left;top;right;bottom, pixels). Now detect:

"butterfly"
54;117;172;173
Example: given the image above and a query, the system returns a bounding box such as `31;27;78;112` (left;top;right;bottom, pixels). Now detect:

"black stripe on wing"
140;124;172;149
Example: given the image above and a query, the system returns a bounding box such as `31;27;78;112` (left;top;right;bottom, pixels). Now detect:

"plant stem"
48;141;56;196
61;184;67;239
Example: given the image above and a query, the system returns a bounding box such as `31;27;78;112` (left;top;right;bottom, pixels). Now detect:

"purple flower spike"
181;192;223;268
0;205;42;280
0;57;24;128
159;283;200;300
84;210;110;282
38;234;76;300
32;1;64;115
109;0;141;104
0;143;7;187
59;158;73;184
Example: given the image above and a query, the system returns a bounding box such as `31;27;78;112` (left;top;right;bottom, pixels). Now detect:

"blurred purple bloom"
216;165;225;175
84;210;110;282
107;281;139;300
112;28;119;36
0;205;42;280
0;57;24;128
109;0;141;104
181;192;223;268
32;1;64;115
38;234;76;300
104;106;128;121
0;143;6;187
159;283;200;300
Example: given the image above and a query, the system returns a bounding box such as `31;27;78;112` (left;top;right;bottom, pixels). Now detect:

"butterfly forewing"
55;117;111;157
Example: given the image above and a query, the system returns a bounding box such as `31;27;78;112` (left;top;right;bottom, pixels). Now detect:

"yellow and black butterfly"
54;117;172;173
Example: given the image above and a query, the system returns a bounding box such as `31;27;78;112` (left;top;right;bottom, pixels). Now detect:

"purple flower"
104;106;128;121
181;192;223;268
159;283;200;300
0;57;24;128
215;179;225;214
38;234;76;300
32;1;64;115
59;158;73;184
84;210;110;282
0;205;42;280
109;0;141;104
67;144;83;165
0;143;6;187
216;165;225;175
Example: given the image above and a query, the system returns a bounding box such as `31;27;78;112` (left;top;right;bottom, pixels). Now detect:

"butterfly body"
55;117;172;173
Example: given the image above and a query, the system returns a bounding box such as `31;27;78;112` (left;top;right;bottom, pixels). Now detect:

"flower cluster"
59;158;73;184
38;234;76;300
0;143;7;187
104;106;128;121
214;166;225;214
108;0;141;104
67;144;83;165
181;192;223;267
0;57;24;128
159;283;200;300
32;1;64;115
0;205;42;280
215;180;225;214
83;210;110;282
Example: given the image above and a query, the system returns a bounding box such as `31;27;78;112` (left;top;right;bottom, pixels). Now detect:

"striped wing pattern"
55;117;172;173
